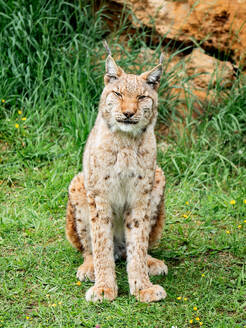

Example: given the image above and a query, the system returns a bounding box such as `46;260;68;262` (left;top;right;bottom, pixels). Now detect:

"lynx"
66;41;168;303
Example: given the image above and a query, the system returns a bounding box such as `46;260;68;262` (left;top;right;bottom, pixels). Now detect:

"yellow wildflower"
230;200;236;205
15;123;19;129
244;220;246;223
26;316;30;320
21;117;26;121
195;317;200;321
189;319;193;324
18;110;22;115
243;199;246;204
58;301;62;305
200;322;203;326
193;307;198;311
201;273;205;277
184;297;188;301
1;99;5;103
185;201;189;205
238;225;242;229
52;303;56;307
177;296;182;300
226;230;230;234
76;281;81;286
183;214;188;218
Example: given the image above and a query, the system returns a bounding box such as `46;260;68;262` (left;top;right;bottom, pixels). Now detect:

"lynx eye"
138;95;147;101
113;91;122;98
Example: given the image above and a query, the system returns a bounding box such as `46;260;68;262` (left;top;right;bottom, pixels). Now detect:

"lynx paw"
138;285;167;303
85;283;117;302
76;257;95;282
147;256;168;276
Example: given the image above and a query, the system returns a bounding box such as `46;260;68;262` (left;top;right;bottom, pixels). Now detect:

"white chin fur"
117;122;136;132
113;122;144;136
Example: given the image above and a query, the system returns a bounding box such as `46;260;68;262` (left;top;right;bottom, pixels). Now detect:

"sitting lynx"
66;41;168;303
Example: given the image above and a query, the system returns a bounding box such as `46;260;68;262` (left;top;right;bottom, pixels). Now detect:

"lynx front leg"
125;195;167;303
85;195;117;302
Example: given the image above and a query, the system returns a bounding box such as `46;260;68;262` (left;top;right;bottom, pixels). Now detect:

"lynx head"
100;41;164;136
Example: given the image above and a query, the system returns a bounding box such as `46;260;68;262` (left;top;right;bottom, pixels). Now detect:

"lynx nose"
123;111;135;118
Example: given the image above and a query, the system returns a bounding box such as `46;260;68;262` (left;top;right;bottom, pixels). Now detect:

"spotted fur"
66;49;168;302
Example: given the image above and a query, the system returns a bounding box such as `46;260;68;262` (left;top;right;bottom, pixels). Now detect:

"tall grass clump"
159;81;246;188
0;0;110;166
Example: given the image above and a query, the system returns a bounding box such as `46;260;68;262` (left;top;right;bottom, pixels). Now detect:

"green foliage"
0;0;107;159
0;1;246;327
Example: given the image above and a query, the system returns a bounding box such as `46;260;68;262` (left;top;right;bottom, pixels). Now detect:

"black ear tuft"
103;40;112;56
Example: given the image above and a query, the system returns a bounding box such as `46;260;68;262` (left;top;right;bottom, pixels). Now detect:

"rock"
159;47;232;124
112;0;246;66
185;48;234;89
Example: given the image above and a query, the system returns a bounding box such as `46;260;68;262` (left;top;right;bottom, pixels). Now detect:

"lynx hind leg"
66;172;95;281
147;255;168;276
148;167;168;276
66;197;83;252
77;254;95;282
149;166;166;247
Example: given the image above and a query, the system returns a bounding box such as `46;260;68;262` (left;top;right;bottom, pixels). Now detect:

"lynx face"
100;55;162;135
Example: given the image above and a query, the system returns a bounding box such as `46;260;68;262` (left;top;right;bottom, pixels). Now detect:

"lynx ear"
141;64;163;89
103;40;123;84
104;56;124;84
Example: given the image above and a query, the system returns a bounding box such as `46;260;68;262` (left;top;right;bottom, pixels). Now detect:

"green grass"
0;1;246;327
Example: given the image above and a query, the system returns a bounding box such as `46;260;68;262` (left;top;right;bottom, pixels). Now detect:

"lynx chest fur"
66;42;168;303
86;128;156;206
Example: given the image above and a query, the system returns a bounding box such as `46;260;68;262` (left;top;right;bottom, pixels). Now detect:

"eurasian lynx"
66;41;168;303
